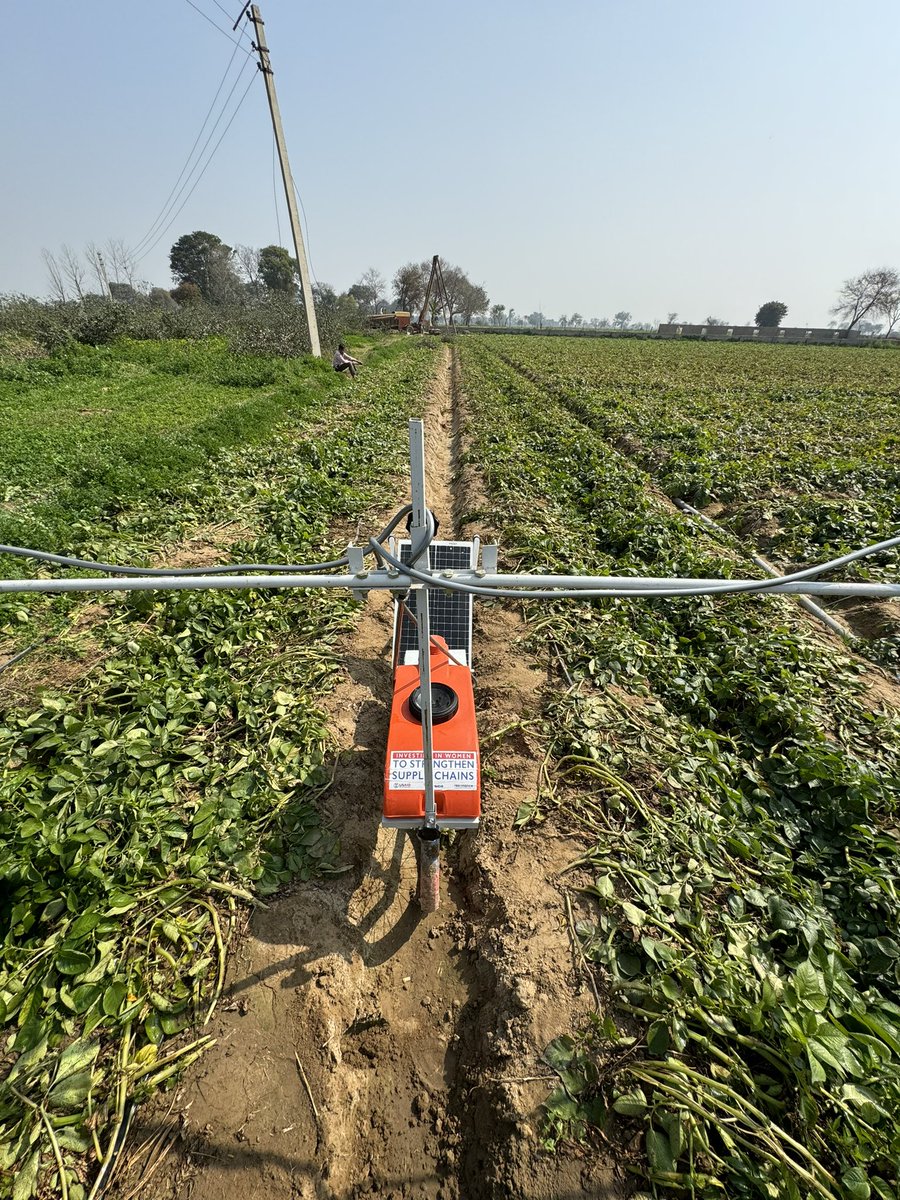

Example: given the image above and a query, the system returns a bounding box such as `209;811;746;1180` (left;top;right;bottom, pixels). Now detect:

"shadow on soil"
126;1117;594;1200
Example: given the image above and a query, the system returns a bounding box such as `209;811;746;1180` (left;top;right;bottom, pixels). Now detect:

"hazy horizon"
3;0;899;327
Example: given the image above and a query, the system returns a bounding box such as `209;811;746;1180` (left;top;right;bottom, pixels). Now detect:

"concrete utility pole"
247;4;321;357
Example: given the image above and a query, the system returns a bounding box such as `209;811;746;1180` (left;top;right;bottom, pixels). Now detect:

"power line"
210;0;254;44
134;66;258;264
133;59;254;262
184;0;253;54
130;39;245;259
293;180;318;286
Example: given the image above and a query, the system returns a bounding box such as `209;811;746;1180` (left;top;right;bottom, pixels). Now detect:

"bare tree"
831;268;899;330
234;244;263;300
105;238;137;287
878;282;900;336
85;242;111;296
666;311;678;323
613;311;631;329
42;248;68;301
59;244;87;299
348;267;386;315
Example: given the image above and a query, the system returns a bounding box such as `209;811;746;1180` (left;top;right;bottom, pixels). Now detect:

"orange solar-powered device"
384;635;480;827
381;511;482;910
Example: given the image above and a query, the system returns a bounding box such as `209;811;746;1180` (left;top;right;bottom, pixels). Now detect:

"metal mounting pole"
408;419;437;828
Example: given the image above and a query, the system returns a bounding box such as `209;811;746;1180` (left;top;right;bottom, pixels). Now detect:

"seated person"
333;343;361;378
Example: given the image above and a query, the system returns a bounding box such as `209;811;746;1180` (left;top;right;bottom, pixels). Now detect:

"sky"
3;1;899;327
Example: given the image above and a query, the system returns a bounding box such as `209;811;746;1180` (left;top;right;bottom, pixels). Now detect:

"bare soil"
111;347;615;1200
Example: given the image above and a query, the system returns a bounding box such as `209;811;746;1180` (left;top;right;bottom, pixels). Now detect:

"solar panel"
393;541;474;665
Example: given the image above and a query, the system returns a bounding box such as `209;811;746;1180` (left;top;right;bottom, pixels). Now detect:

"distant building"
657;323;864;344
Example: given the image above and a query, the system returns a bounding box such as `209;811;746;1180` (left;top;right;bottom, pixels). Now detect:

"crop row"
458;338;900;1200
0;338;438;1199
488;336;900;605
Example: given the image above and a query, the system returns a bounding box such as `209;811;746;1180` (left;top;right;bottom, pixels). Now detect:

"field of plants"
3;327;899;1200
487;335;900;665
458;336;900;1200
0;335;439;1198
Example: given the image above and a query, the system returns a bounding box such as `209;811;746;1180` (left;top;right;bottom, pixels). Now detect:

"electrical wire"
369;533;900;602
0;506;414;580
0;545;347;577
211;0;254;43
129;39;245;261
133;66;258;265
2;512;897;600
293;181;318;286
184;0;253;54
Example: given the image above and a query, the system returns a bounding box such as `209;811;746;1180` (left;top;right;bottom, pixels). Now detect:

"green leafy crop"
0;336;438;1198
459;336;900;1200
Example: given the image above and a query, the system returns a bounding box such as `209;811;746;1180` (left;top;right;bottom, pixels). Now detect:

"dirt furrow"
114;345;615;1200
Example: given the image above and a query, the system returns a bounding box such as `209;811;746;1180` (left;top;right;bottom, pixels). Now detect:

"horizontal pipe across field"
672;498;859;642
1;571;899;598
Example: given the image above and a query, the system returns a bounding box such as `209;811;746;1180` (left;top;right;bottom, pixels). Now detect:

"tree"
831;268;899;330
525;312;544;327
58;244;86;300
458;280;489;324
258;245;298;295
438;264;488;325
705;316;727;326
569;313;583;328
613;311;631;329
666;311;678;323
393;262;429;314
361;267;386;310
234;244;263;300
754;301;788;327
880;284;900;336
312;283;362;331
85;242;110;296
558;314;569;328
42;248;68;301
437;265;467;324
104;239;137;288
489;304;506;326
108;282;139;303
170;281;202;306
169;231;240;302
349;267;386;315
149;287;177;311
